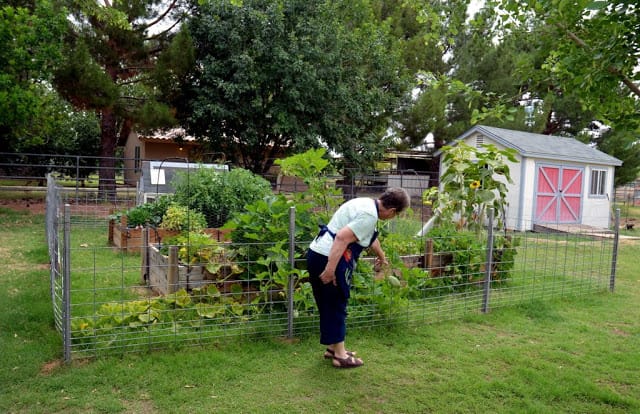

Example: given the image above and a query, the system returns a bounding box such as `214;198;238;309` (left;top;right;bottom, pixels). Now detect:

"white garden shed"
443;125;623;231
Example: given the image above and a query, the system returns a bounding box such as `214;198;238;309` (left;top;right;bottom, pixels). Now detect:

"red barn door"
534;165;583;224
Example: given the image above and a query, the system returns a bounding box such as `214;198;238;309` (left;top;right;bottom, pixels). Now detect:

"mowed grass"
613;201;640;236
1;206;639;413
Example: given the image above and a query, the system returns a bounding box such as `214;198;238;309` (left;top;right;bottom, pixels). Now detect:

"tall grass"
1;206;639;413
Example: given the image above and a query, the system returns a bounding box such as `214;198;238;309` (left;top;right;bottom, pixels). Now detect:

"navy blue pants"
306;249;348;345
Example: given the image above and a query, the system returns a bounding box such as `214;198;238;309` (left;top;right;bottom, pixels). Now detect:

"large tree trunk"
98;108;118;200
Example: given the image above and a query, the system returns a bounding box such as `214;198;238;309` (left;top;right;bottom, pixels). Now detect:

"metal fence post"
75;156;80;200
610;208;620;293
63;204;72;363
481;208;495;313
46;175;57;304
141;227;149;285
287;207;296;339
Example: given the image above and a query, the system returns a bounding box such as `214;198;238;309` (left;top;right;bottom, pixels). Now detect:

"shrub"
172;167;272;228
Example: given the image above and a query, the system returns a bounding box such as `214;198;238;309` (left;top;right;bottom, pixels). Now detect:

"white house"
443;125;623;231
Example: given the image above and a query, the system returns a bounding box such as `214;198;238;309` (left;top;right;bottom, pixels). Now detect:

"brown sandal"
332;355;364;368
324;348;356;359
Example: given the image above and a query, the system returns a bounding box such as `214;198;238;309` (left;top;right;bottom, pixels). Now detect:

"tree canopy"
176;0;408;174
0;1;66;152
497;0;640;184
2;0;638;186
53;0;191;195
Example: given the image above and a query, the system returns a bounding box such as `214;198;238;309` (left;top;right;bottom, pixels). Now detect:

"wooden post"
168;245;179;294
108;219;114;245
424;238;434;269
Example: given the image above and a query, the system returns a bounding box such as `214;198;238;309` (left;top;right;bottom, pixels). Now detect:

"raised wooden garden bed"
108;216;229;254
142;243;213;295
362;237;497;281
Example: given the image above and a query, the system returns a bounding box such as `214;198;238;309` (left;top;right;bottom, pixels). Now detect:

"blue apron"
316;225;378;300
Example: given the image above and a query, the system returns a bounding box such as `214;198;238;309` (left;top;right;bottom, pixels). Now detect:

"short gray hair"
379;187;410;213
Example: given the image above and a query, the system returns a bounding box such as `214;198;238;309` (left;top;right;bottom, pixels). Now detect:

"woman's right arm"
320;226;357;285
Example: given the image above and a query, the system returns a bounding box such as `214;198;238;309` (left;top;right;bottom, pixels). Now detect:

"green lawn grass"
1;206;639;413
613;201;640;236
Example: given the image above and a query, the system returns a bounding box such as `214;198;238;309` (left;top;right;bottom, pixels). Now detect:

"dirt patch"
130;285;159;298
40;359;63;375
1;198;123;219
611;328;631;337
122;398;157;414
0;199;47;214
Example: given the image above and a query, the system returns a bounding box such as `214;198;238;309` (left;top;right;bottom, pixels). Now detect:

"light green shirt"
309;198;378;256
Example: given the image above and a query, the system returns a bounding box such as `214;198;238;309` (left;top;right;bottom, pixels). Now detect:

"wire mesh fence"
42;173;620;362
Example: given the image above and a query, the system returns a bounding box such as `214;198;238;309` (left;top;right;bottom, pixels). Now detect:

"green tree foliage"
53;0;193;195
498;0;640;184
502;0;640;121
1;43;101;182
373;0;449;75
381;0;517;164
53;108;102;182
178;0;407;174
585;128;640;187
0;1;66;152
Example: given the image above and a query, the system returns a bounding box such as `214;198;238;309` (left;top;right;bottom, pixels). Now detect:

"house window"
134;146;141;173
589;169;607;196
475;135;484;148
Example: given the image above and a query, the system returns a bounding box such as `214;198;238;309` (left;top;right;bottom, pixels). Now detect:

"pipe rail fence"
1;151;433;201
42;174;620;363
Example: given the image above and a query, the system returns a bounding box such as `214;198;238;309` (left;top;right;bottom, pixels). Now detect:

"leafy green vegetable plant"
159;203;207;233
223;194;317;262
119;194;173;228
275;147;342;222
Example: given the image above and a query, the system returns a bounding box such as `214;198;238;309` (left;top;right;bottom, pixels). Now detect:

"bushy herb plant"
159;203;207;233
172;166;272;228
161;232;244;279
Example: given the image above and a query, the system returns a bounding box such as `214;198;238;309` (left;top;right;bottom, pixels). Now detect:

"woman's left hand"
375;255;389;268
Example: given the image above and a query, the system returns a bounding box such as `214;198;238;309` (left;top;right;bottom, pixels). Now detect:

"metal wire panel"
44;176;619;361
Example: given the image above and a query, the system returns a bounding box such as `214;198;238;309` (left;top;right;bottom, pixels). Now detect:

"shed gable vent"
475;135;485;148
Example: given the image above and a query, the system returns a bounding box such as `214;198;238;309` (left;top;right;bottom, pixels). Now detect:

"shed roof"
452;125;622;166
